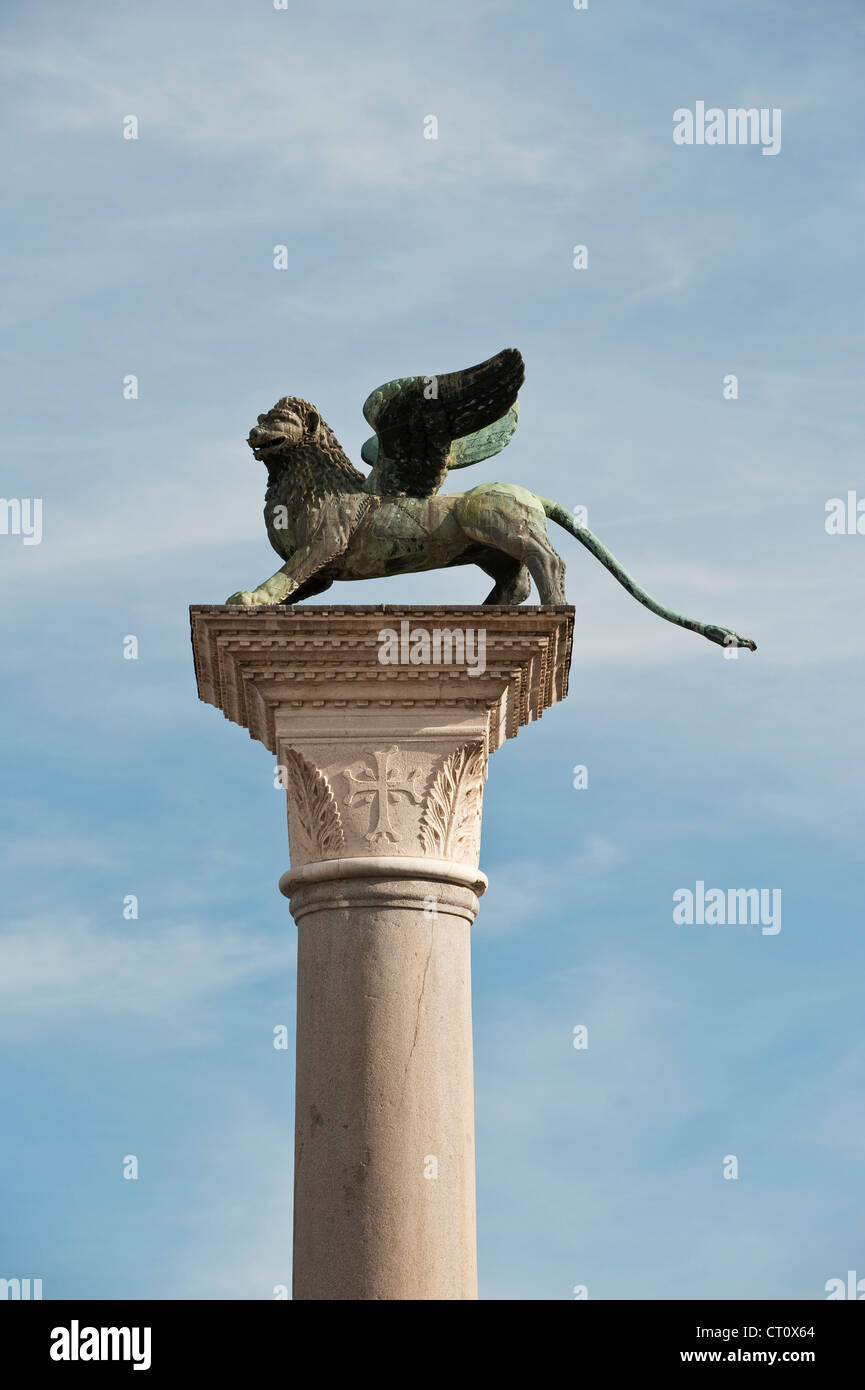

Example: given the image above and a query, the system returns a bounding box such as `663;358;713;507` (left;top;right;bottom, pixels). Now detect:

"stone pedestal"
190;604;573;1300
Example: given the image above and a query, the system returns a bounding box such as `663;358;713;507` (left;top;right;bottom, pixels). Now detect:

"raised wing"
446;402;519;469
361;403;520;474
360;347;524;497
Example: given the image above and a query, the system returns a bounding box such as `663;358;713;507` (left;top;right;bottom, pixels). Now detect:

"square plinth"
190;605;574;756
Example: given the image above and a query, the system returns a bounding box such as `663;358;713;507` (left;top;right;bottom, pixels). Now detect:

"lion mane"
260;397;367;563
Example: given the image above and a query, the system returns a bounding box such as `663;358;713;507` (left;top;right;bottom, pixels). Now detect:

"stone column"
190;604;573;1301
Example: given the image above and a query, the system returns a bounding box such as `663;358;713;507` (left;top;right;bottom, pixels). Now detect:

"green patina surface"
226;348;756;652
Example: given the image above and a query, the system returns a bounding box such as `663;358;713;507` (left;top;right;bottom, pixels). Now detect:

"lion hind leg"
458;497;566;604
476;550;532;605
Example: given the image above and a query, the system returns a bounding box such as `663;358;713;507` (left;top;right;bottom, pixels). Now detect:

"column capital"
191;604;573;872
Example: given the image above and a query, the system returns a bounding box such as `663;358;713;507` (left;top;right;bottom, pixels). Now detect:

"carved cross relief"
343;746;426;849
281;742;487;866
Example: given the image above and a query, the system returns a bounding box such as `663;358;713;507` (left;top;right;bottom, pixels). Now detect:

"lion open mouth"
248;426;293;457
248;408;303;457
249;431;286;449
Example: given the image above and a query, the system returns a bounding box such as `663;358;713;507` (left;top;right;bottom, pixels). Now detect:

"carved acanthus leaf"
419;743;486;860
283;749;345;857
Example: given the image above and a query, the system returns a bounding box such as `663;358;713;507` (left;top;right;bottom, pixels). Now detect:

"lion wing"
360;347;524;498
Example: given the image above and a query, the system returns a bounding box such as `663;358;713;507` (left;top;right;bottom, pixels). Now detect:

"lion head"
249;395;366;514
248;396;343;462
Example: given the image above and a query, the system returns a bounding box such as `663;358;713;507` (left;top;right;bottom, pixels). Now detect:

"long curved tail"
542;499;756;651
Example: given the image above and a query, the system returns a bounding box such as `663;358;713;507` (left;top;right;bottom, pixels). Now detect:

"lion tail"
541;499;756;651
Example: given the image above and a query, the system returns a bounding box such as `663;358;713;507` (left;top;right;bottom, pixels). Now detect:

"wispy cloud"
0;915;294;1029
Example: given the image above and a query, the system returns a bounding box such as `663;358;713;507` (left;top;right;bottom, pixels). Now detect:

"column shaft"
285;864;481;1301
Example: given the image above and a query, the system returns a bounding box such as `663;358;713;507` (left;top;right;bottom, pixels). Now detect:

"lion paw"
225;590;258;606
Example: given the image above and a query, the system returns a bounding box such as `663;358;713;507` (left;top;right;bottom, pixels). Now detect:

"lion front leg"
225;495;367;606
226;567;298;606
225;544;337;607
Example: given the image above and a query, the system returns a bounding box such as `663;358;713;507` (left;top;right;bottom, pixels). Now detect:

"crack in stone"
401;927;434;1104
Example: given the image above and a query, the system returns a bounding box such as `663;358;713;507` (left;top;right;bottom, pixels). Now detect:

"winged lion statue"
226;347;756;652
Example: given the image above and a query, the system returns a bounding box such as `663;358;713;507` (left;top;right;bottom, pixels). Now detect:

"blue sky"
1;0;863;1299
